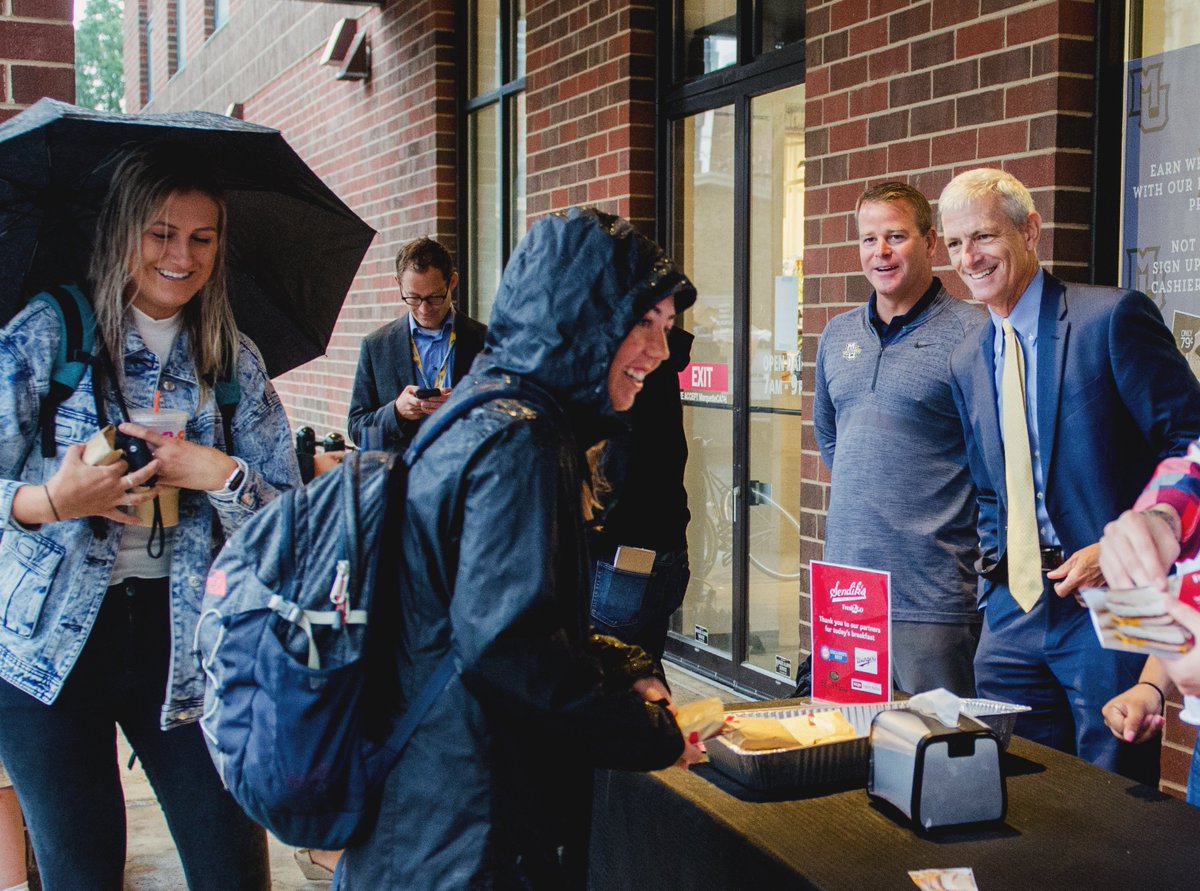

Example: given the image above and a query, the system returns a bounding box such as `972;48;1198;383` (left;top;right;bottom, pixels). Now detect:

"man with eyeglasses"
348;237;487;451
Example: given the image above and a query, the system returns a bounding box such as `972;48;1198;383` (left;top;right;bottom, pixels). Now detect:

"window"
214;0;229;31
175;0;187;71
461;0;526;324
674;0;804;81
145;16;154;102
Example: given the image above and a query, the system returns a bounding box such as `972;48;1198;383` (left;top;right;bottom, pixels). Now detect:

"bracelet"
1138;680;1166;715
1144;506;1182;541
43;484;62;522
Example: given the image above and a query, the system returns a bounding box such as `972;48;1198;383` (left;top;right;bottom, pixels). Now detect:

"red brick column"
525;0;656;233
0;0;74;123
261;2;460;438
799;0;1095;703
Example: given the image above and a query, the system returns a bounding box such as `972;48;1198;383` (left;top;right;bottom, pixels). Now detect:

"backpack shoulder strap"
405;378;528;465
30;285;98;459
213;353;241;457
378;379;532;758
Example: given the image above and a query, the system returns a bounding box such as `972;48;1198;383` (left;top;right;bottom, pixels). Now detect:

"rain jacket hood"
478;207;695;443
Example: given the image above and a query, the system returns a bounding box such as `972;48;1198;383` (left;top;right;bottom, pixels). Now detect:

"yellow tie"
1001;320;1042;612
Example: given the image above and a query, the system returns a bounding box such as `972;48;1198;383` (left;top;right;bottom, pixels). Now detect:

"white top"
110;307;185;584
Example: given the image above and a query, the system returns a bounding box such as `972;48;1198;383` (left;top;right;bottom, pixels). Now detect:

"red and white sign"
679;362;729;393
810;560;891;705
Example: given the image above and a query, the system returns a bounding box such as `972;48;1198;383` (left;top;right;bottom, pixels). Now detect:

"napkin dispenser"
868;709;1005;831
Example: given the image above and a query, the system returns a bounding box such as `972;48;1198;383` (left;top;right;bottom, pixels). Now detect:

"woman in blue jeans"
0;146;299;889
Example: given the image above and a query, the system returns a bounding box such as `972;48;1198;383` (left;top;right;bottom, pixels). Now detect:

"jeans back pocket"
0;529;65;638
590;561;654;629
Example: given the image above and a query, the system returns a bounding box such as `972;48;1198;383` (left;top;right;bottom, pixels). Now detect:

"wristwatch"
221;458;247;494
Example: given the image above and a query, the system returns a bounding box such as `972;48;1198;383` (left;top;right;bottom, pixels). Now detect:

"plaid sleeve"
1133;443;1200;559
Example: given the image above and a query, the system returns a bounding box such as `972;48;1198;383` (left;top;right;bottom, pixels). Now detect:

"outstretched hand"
1163;601;1200;696
1102;681;1166;745
1100;508;1181;592
630;676;704;769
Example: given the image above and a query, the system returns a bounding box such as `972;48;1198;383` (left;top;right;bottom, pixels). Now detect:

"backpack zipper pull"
329;560;350;631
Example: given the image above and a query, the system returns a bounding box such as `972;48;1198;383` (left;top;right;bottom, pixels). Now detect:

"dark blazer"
949;273;1200;599
347;310;487;450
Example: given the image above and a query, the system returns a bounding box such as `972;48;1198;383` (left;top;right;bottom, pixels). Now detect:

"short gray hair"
937;168;1036;230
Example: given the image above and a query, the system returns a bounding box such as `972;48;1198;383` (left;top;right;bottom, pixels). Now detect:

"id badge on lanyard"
411;327;457;389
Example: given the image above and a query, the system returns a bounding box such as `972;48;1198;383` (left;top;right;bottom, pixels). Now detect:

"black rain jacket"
341;208;697;889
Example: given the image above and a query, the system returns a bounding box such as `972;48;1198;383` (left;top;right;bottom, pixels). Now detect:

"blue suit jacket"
949;273;1200;600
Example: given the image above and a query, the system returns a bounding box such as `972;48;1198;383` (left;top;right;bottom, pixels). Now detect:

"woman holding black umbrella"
0;145;299;889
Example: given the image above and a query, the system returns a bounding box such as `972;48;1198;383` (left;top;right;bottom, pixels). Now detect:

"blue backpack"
194;381;521;849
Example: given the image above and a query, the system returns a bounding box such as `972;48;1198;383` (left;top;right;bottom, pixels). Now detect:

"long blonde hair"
89;144;238;391
582;440;613;524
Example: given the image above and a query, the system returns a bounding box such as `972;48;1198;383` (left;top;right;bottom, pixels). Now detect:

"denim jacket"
0;297;300;727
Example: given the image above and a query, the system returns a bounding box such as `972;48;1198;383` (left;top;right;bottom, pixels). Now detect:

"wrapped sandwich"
1082;580;1195;656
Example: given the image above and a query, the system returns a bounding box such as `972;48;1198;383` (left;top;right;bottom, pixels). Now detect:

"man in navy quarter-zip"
814;182;985;697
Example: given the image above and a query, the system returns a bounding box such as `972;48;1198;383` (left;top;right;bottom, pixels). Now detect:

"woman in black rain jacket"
340;208;698;889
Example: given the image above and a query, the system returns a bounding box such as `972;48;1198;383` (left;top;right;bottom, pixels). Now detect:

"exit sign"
679;362;729;393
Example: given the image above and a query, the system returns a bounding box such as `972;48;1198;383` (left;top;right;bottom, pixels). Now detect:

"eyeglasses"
401;291;449;307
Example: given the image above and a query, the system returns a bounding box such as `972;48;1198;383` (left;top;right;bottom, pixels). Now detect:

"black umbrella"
0;98;375;378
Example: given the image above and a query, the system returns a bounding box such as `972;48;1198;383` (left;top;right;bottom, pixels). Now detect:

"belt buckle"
1040;546;1064;572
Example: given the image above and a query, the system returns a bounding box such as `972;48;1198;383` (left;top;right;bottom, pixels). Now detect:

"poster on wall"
1122;44;1200;348
1171;310;1200;381
809;560;891;705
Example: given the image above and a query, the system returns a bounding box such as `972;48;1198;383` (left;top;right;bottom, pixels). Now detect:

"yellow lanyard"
410;326;457;389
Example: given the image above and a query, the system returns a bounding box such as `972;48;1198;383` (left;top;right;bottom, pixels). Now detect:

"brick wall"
799;0;1096;631
262;2;459;437
525;0;656;233
1161;700;1198;800
123;0;144;108
0;0;74;123
800;0;1198;799
124;0;458;440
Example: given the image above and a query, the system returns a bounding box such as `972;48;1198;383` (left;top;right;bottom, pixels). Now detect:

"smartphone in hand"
414;387;441;399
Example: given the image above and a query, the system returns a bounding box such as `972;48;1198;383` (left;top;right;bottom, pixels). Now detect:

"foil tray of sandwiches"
703;699;1030;791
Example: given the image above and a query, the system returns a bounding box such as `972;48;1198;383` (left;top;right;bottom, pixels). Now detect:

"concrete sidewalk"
111;661;745;889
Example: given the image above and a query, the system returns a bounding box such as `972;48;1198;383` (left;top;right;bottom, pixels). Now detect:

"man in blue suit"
943;168;1200;782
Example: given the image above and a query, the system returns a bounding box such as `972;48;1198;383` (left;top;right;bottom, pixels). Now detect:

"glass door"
745;84;805;684
673;107;736;659
662;0;805;697
665;84;804;696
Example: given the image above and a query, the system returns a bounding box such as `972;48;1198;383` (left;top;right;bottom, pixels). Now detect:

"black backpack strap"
342;452;362;597
214;370;240;457
376;380;535;758
405;379;529;465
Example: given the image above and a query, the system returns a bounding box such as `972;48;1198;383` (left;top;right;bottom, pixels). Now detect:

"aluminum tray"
706;699;1030;791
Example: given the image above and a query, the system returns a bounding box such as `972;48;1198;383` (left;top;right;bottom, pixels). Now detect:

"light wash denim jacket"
0;297;300;728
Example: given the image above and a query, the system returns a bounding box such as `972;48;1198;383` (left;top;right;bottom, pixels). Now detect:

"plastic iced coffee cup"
127;408;188;528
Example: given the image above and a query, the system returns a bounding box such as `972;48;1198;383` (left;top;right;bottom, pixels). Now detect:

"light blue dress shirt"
990;268;1059;547
408;310;457;389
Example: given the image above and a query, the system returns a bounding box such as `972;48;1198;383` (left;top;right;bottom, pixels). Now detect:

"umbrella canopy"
0;98;375;378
